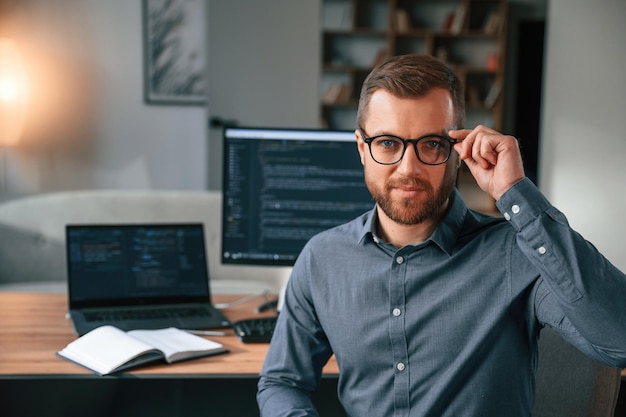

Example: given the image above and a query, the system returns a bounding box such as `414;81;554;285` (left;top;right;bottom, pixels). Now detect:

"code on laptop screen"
66;224;210;302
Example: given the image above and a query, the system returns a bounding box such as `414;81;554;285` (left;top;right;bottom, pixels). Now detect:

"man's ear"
355;129;366;165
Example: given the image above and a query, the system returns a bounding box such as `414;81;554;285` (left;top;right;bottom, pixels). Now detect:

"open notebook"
65;223;230;335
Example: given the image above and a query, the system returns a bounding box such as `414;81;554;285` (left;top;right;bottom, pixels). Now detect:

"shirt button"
396;256;404;264
392;308;402;317
511;204;520;214
538;246;547;255
504;212;511;221
396;362;406;371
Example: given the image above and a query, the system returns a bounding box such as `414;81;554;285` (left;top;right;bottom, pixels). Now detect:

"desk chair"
533;327;621;417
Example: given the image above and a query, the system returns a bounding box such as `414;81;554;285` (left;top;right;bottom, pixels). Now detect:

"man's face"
356;88;460;226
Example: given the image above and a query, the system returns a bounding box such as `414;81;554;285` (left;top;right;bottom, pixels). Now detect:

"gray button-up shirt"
258;178;626;417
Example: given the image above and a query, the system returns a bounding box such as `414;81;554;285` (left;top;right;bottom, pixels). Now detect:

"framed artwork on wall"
142;0;206;105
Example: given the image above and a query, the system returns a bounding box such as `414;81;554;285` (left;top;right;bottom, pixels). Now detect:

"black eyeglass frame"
359;128;460;166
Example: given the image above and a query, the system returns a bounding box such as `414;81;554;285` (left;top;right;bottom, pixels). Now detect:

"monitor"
222;126;374;266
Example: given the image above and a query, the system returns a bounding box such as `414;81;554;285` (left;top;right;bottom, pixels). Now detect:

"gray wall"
2;1;207;192
206;0;320;190
0;0;319;194
540;0;626;270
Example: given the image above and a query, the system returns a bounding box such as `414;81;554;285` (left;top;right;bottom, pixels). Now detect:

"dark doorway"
514;20;545;185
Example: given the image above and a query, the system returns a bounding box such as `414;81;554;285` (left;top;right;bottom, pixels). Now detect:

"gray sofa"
0;190;291;293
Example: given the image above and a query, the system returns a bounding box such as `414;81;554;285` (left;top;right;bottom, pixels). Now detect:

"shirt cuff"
496;178;552;231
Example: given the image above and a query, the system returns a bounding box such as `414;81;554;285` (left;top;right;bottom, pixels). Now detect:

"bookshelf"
320;0;508;214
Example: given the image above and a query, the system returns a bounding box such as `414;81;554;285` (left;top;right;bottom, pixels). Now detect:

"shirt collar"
358;207;378;246
357;188;468;256
430;188;467;256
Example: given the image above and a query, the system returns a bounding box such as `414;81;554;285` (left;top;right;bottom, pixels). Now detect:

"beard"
366;173;456;225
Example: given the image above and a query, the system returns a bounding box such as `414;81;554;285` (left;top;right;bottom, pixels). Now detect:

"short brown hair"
357;54;465;129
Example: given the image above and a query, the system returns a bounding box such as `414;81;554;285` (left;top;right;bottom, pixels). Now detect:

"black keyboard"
84;306;211;322
232;316;278;343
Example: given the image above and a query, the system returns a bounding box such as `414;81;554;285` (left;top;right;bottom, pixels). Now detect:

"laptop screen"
66;223;211;308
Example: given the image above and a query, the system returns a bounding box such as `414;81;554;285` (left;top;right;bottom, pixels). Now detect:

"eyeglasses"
359;129;459;166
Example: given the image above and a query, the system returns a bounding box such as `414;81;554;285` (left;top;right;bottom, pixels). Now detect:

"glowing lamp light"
0;38;28;146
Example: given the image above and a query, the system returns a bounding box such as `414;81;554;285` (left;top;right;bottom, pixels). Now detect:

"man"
257;54;626;416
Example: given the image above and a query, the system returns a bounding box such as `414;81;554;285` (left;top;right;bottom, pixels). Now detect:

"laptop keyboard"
85;306;211;322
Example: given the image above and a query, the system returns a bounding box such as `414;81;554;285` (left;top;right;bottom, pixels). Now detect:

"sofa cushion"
0;190;290;292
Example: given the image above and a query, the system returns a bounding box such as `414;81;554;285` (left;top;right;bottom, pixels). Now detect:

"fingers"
450;125;509;169
449;125;526;200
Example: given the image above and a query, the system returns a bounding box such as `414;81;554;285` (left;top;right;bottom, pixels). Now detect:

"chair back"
533;327;621;417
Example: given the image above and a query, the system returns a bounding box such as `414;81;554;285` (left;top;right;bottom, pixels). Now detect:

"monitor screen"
222;126;374;266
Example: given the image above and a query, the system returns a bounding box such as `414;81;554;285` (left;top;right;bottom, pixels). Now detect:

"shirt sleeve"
257;247;334;417
497;177;626;368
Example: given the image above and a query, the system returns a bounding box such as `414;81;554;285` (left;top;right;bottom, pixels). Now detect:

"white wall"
540;0;626;270
3;0;207;192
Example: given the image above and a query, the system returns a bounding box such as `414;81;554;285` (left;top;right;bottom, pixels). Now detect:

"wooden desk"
0;292;339;376
0;292;344;417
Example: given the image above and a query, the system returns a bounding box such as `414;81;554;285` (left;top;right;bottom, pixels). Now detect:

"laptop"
66;223;231;335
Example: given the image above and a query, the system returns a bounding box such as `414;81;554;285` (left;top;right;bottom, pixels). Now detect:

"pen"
183;329;227;336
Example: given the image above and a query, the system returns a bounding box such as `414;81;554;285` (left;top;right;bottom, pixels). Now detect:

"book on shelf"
336;84;353;103
323;83;352;105
448;4;467;34
443;11;455;32
482;11;503;35
484;80;502;108
395;9;411;32
57;325;228;376
323;84;343;104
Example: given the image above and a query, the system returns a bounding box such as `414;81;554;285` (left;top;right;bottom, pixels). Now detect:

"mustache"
386;176;431;190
